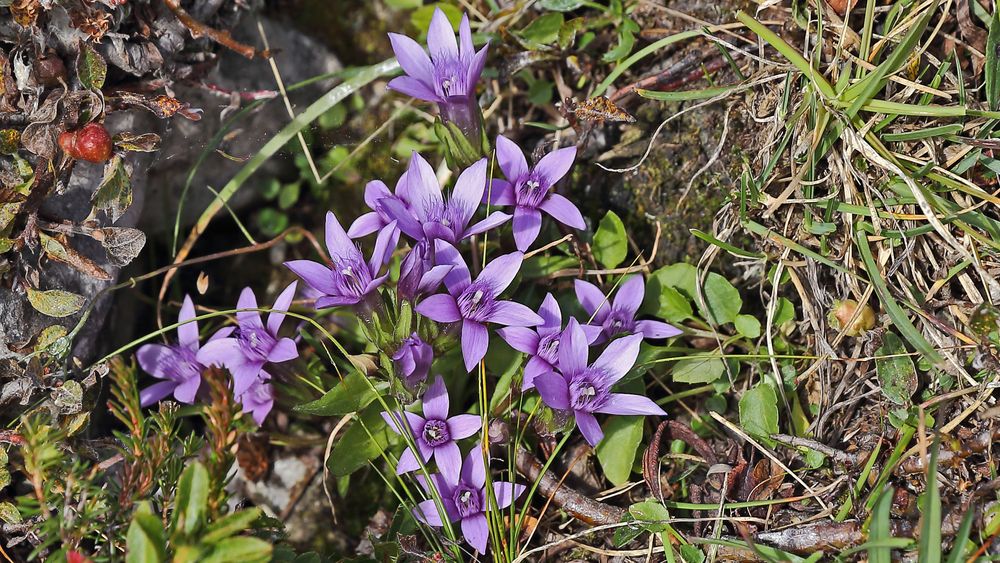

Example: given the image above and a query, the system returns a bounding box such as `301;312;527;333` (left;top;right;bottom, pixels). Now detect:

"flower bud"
392;333;432;388
829;299;876;336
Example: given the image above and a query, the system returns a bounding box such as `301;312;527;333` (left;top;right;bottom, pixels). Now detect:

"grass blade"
944;504;975;563
987;6;1000;110
869;487;894;563
918;439;942;563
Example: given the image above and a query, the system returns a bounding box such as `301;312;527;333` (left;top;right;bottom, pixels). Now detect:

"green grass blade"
944;504;975;563
593;29;702;97
735;12;836;99
987;6;1000;110
918;439;942;563
869;487;894;563
881;124;963;142
637;84;738;101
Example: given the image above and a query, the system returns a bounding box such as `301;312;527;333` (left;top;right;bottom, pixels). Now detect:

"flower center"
603;311;634;338
515;173;550;209
433;58;469;100
452;484;483;518
421;419;451;447
457;284;495;322
163;346;204;384
568;370;610;412
237;326;276;362
537;333;561;365
331;253;373;298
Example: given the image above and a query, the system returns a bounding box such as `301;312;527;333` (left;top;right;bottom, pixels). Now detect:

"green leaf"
294;372;379;416
538;0;588;10
173;462;210;536
202;537;273;563
629;501;670;532
672;355;725;384
734;315;761;339
0;502;19;524
988;5;1000;110
518;13;564;46
603;27;635;62
595;415;643;486
126;502;165;563
700;273;742;325
593;211;628;268
739;384;779;446
875;332;917;406
202;508;262;544
774;297;796;327
92;155;133;223
917;439;942;563
26;287;85;318
328;403;393;477
77;42;107;90
869;487;893;563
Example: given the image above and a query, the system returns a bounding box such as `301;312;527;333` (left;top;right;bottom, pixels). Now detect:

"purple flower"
197;282;299;396
488;135;585;251
534;318;666;446
397;240;454;302
416;248;543;372
380;152;509;247
137;295;230;406
237;371;275;426
497;294;602;390
393;333;433;387
348;177;411;239
382;375;481;484
575;276;683;343
413;446;524;555
387;9;488;137
285;211;400;309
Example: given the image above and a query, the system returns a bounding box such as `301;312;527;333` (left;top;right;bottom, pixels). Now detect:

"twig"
514;446;625;526
770;434;859;466
163;0;270;60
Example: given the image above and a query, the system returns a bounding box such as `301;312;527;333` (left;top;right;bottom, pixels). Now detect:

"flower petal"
464;210;511;238
512;207;543;251
636;319;684;339
458;13;474;59
396;447;421;474
267;281;297;335
235;287;263;330
139;381;177;407
267;338;298;363
574;279;609;321
284;260;337;295
593;333;642;383
537;293;562;332
388;32;434;83
496;326;539;355
576;411;604;446
534;372;570;410
325;211;356;260
347;211;384;239
177;295;200;349
416;294;462;323
369;220;400;273
414;499;445;526
466;45;489;96
379;197;424;241
535;146;576;186
417;264;454;296
476;251;523;294
427;7;459;61
521;356;551;391
136;344;172;379
489;301;544;327
461;320;489;372
232;360;266;396
363;179;393;209
387;75;440;103
450;158;487;230
315;295;361;308
447;414;481;440
422;375;450;420
493;481;526;510
613;275;645;318
173;374;201;404
407;151;444;220
581;323;604;344
558;318;589;377
434;240;471;295
461;446;487;488
195;338;240;369
433;440;462;485
484;179;516;206
496;135;528;183
539;193;586;230
597;394;667;416
461;513;489;555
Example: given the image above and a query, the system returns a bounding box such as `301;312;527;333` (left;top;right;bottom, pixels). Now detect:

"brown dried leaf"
9;0;41;27
568;96;635;123
38;231;111;280
92;226;145;266
236;432;270;482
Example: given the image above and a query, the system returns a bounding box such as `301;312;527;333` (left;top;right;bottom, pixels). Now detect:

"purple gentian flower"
380;152;509;246
137;295;232;406
416;249;543;372
535;318;667;446
285;211;400;309
497;294;602;390
197;282;299;396
397;240;454;302
575;276;683;343
393;333;433;387
488;135;585;251
237;371;275;426
413;446;524;555
387;9;488;137
382;375;481;484
348;177;411;239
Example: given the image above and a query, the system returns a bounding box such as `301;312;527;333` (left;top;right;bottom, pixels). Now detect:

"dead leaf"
38;231;111;280
91;226;145;266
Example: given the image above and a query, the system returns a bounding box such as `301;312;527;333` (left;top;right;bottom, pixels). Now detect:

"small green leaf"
603;27;635;62
201;536;273;563
35;325;68;353
739;384;779;446
875;332;917;406
773;297;796;327
202;508;262;544
77;42;107;90
595;415;643;486
629;500;670;532
294;372;378;416
593;211;627;268
538;0;587;10
278;183;300;210
92;156;133;223
734;314;761;339
173;462;210;536
700;272;742;325
0;501;19;524
126;501;165;563
519;13;564;46
672;355;725;384
648;263;698;300
328;403;393;477
26;287;85;318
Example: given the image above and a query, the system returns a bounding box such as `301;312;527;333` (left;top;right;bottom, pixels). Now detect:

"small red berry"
66;123;112;163
58;130;77;155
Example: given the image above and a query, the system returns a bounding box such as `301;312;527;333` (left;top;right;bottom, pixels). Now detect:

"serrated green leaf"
595;415;643;486
593;211;627;268
92;156;132;223
294;372;378;416
672;355;725;384
78;42;107;90
739;384;778;446
26;287;85;318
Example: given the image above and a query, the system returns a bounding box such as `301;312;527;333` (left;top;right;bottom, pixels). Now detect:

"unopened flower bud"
829;299;876;336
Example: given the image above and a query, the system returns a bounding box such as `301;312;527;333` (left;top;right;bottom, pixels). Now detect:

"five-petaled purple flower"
238;372;275;425
137;295;231;406
381;152;509;246
417;247;543;371
535;318;666;446
488;135;585;251
285;211;400;309
388;9;488;138
575;276;683;343
393;333;433;388
382;375;481;484
497;293;602;391
197;282;299;396
413;446;524;555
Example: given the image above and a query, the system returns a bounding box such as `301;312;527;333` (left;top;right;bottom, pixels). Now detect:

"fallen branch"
514;446;624;526
163;0;270;60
